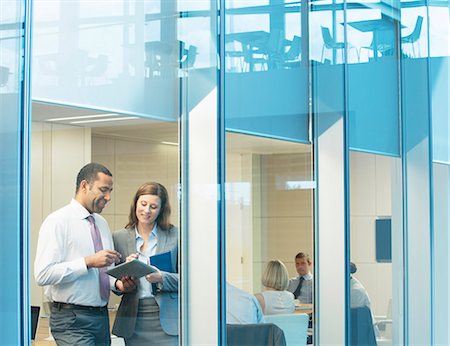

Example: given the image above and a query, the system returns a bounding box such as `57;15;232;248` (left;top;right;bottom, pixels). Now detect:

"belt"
52;302;108;312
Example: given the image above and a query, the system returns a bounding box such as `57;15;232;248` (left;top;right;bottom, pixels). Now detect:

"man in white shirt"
34;162;121;346
350;262;371;309
226;282;264;324
287;252;313;304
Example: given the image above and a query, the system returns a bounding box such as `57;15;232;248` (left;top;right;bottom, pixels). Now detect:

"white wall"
350;151;394;316
91;135;179;232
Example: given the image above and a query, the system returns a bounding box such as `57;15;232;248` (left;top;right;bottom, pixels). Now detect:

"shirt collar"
135;224;158;240
70;198;92;220
301;272;313;280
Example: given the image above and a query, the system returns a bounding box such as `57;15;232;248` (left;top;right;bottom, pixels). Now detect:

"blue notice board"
376;218;392;262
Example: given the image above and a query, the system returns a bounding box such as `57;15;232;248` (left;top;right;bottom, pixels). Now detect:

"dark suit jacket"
112;225;178;338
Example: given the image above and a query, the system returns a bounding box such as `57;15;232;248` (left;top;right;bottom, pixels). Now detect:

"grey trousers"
50;304;111;346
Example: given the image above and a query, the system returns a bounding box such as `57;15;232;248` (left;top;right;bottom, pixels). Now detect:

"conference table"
295;303;313;315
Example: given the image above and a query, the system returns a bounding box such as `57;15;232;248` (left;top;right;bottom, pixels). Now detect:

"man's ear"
79;179;89;192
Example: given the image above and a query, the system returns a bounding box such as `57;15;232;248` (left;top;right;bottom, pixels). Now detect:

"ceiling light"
70;117;138;124
161;141;179;146
47;113;119;122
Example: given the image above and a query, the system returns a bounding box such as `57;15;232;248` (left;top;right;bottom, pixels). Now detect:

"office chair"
350;306;377;346
265;313;309;346
227;323;286;345
402;16;423;57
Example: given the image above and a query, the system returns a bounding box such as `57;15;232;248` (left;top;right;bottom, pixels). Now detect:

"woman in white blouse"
255;259;295;315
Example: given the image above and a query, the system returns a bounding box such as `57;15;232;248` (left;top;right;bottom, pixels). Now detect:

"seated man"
287;252;313;304
350;262;371;309
226;282;264;324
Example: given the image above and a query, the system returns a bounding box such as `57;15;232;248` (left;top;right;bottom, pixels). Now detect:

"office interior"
2;0;450;345
29;102;393;342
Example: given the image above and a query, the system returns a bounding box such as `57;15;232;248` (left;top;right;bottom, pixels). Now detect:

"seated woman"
255;259;295;315
112;182;178;346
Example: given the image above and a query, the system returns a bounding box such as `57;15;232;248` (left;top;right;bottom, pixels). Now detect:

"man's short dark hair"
76;162;112;192
295;252;311;264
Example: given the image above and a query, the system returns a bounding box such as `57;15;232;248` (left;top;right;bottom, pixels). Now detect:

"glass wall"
223;1;314;345
3;0;450;344
0;0;31;343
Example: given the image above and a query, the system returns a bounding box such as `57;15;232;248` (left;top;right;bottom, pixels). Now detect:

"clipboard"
150;251;174;273
106;260;157;279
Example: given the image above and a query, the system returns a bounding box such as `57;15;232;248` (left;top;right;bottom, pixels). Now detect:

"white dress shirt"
135;225;158;299
226;283;265;324
34;199;115;307
350;276;371;309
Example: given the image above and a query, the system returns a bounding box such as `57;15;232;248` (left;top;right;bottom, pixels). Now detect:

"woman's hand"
145;271;163;283
116;276;137;293
126;253;139;263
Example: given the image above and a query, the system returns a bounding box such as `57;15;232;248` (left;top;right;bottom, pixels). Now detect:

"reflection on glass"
0;5;22;94
33;0;214;119
225;133;313;344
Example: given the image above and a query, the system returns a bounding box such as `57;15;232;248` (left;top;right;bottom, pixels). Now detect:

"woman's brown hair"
125;182;172;231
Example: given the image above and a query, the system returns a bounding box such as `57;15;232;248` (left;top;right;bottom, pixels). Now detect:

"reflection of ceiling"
32;102;162;128
32;102;310;154
226;132;311;155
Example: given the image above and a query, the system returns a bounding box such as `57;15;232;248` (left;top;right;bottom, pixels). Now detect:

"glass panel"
30;105;181;344
430;0;450;164
224;0;309;142
310;0;346;342
430;1;450;342
225;133;314;344
433;163;450;344
349;152;403;346
32;0;180;120
224;1;314;344
0;0;28;343
346;0;401;156
401;0;432;343
30;1;188;343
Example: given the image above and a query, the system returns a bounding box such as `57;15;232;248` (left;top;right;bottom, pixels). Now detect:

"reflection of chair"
351;306;377;346
84;54;109;85
180;45;197;69
250;29;284;71
0;66;11;87
225;41;249;72
282;36;302;68
360;29;395;60
402;16;423;57
227;323;286;345
321;26;345;63
265;313;309;346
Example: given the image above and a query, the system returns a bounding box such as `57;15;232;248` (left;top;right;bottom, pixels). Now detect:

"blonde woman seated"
255;259;295;315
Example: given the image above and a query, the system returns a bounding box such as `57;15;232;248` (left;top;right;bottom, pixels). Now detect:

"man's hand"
85;250;121;268
116;276;137;293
